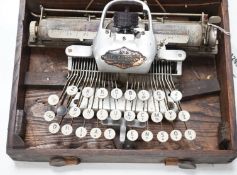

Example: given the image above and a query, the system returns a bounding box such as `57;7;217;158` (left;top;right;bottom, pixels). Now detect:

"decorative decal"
101;47;146;69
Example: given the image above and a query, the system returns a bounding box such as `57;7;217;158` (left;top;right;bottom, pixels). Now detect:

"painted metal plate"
101;47;146;69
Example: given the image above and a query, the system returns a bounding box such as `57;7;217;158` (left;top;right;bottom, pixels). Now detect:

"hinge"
165;158;196;169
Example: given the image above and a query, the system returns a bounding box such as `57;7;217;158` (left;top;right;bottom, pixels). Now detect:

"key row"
48;92;180;114
48;123;196;142
44;108;191;122
47;87;183;106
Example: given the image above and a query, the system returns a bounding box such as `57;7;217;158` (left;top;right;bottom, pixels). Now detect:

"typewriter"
7;0;237;168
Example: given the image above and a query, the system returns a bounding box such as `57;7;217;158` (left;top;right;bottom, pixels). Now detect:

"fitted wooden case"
7;0;237;168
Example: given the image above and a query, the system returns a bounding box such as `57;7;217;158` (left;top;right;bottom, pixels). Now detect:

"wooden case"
7;0;237;168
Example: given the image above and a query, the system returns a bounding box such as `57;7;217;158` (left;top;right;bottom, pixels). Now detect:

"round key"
157;131;169;143
110;109;122;120
104;128;116;140
48;94;59;106
141;130;153;142
151;111;163;123
90;128;102;139
124;111;136;121
66;85;78;96
44;111;55;122
138;90;150;101
82;108;94;119
154;90;165;101
82;87;94;98
137;111;149;122
96;88;108;99
170;90;182;102
178;110;190;122
75;127;87;138
61;124;73;136
97;109;108;121
164;110;177;121
68;106;81;118
127;130;139;141
170;129;182;141
184;129;196;141
49;122;60;134
111;88;123;99
57;105;67;116
124;89;136;101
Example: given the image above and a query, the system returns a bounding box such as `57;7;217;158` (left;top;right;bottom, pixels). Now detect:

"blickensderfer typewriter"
7;0;237;168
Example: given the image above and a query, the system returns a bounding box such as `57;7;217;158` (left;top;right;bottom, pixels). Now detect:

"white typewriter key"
170;90;182;102
49;123;60;134
138;90;150;101
48;94;59;106
110;109;122;120
154;90;165;101
96;88;108;99
90;128;102;139
61;124;73;136
83;108;94;119
66;85;78;96
159;104;167;114
164;110;177;121
184;129;196;141
141;130;153;142
69;106;81;118
75;127;87;138
111;88;123;99
170;130;182;141
151;111;163;123
127;130;139;141
124;111;136;121
137;111;149;122
157;131;169;143
124;89;136;101
44;111;55;122
178;110;190;122
97;109;108;121
104;128;116;140
82;87;94;98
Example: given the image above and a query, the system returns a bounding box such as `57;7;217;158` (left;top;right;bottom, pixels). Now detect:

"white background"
0;0;237;174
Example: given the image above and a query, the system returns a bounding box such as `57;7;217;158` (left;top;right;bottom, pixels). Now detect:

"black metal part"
57;105;68;116
114;11;138;29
